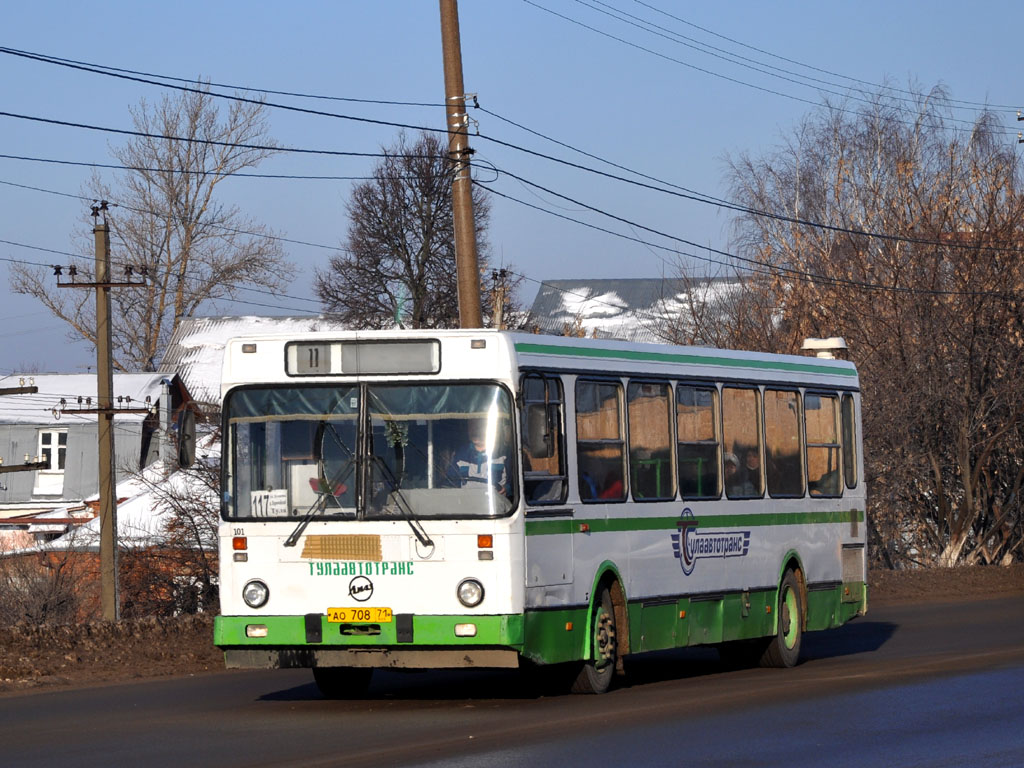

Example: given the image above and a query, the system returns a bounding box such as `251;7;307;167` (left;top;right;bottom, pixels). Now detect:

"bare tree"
725;86;1024;567
12;86;294;370
315;131;499;329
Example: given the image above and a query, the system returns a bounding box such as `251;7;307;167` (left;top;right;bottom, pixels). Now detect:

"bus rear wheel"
312;666;373;699
571;586;618;694
760;569;803;668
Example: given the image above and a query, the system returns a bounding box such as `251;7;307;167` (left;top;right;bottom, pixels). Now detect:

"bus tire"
760;569;803;668
312;666;373;699
571;586;617;694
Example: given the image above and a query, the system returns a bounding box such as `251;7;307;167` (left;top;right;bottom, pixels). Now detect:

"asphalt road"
2;596;1022;768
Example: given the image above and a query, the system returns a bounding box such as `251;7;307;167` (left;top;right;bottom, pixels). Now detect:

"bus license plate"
327;607;393;623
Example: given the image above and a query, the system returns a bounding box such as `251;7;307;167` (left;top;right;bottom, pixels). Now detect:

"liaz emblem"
671;508;751;575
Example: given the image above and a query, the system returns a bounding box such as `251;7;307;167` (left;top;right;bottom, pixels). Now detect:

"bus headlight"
457;578;484;608
242;579;270;609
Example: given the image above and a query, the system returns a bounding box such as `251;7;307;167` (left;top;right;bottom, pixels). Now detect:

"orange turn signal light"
232;536;247;551
477;534;493;549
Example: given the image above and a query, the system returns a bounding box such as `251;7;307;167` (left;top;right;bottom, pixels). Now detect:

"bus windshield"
225;382;515;520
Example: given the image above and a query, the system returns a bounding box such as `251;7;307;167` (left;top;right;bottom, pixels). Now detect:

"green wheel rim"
781;585;799;649
593;604;615;670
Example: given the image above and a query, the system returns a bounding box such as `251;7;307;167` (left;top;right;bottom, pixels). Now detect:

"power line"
585;0;1016;119
0;153;385;181
7;51;1013;259
0;45;447;109
633;0;1021;112
476;177;1021;300
522;0;1020;138
1;64;1015;299
0;178;343;256
485;158;1024;258
0;227;325;315
0;109;428;161
7;137;1020;307
0;47;448;138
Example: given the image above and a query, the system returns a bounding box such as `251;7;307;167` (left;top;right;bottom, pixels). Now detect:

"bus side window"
521;375;567;504
806;393;841;497
722;387;764;499
764;389;804;497
841;394;858;489
677;385;720;499
627;381;675;501
576;380;626;502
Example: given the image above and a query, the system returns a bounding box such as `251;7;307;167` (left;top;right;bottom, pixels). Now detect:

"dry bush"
0;546;95;625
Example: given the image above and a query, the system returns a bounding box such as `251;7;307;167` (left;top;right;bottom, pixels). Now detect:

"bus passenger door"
520;373;574;603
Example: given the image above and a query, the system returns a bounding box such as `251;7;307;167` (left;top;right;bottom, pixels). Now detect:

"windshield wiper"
283;457;355;547
368;453;434;548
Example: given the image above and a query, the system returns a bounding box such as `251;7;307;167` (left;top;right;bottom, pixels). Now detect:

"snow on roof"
159;315;349;406
0;373;169;426
33;438;221;553
528;278;739;342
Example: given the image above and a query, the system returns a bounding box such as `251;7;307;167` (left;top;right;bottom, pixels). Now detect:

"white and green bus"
214;330;867;695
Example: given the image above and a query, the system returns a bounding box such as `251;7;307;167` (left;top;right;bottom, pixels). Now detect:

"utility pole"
491;269;507;330
439;0;483;328
94;206;118;622
57;202;147;622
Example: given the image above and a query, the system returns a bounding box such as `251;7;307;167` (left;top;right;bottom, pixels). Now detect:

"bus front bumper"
215;613;524;670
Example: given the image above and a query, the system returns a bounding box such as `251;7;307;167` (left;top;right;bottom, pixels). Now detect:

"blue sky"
1;0;1020;372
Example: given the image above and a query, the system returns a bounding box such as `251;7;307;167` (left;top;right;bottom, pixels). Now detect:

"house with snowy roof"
0;373;192;529
526;277;740;342
158;315;349;407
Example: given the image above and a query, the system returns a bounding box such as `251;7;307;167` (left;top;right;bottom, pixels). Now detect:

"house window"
34;429;68;496
40;430;68;471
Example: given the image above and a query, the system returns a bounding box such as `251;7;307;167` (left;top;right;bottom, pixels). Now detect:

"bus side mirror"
177;409;196;468
525;404;552;458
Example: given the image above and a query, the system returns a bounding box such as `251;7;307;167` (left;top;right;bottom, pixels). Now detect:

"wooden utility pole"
439;0;483;328
57;202;148;622
94;207;118;622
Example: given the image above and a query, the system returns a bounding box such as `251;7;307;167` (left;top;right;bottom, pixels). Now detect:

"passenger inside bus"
599;469;624;500
452;420;508;494
724;452;740;495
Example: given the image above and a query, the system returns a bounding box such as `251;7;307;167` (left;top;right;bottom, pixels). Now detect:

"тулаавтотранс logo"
671;508;751;575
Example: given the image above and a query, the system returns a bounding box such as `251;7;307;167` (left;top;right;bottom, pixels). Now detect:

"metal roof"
158;315;350;405
526;277;738;342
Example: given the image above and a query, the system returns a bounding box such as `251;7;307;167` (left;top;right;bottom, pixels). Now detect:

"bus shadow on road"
258;622;898;702
607;621;899;689
800;620;898;661
259;668;541;702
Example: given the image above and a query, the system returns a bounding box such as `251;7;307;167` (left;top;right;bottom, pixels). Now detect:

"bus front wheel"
312;666;373;699
760;569;803;668
571;586;618;694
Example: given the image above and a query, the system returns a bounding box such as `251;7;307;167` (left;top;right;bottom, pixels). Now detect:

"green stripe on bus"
525;509;864;536
215;613;524;648
519;582;864;664
514;342;857;377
